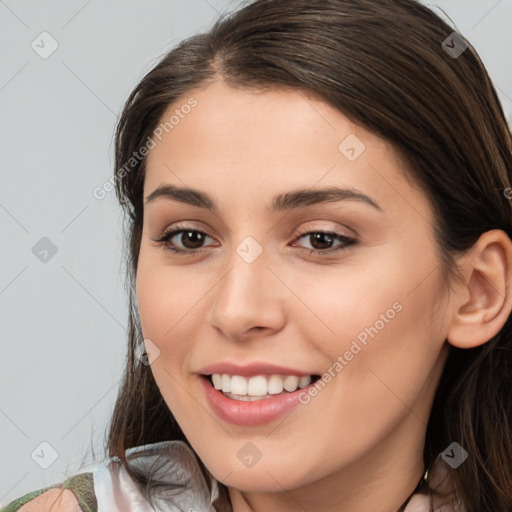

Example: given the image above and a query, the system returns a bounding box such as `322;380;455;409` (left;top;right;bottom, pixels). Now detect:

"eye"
152;224;217;254
151;225;357;256
291;229;357;255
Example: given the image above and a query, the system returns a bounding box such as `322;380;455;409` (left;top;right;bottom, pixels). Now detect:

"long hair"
106;1;512;510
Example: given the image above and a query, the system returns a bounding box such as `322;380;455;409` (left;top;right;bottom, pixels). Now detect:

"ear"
447;229;512;349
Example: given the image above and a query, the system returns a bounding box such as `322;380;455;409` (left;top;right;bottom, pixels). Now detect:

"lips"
197;361;322;426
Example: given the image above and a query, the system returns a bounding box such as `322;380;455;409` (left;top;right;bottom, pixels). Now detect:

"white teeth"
247;375;267;396
212;374;223;390
210;373;314;397
299;376;312;389
283;375;300;392
267;375;284;394
230;375;248;395
221;374;231;393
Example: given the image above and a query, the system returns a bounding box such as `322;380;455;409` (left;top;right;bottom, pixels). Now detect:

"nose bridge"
207;235;285;338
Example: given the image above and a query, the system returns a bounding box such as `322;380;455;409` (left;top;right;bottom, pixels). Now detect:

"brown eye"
308;232;336;250
293;230;356;255
152;226;216;253
176;230;207;249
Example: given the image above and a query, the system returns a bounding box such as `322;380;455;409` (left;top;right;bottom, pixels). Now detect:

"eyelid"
292;222;355;240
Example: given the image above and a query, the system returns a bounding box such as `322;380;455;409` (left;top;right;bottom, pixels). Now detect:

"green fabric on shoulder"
1;472;97;512
0;484;57;512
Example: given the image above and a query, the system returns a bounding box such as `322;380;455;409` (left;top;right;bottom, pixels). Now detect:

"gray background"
1;0;511;505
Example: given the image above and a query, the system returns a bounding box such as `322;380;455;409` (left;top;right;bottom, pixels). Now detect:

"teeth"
230;375;248;395
210;373;313;397
212;374;222;390
283;375;299;392
221;374;231;393
299;376;312;389
267;375;284;394
247;375;267;396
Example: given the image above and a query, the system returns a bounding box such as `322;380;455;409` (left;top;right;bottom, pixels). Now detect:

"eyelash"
151;223;357;256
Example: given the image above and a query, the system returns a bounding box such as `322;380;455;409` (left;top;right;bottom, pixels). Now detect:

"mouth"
201;373;322;401
199;371;323;426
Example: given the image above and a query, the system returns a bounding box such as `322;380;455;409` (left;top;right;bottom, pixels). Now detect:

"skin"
135;80;512;512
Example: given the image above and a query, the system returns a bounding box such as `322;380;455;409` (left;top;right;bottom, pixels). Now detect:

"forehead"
143;81;429;221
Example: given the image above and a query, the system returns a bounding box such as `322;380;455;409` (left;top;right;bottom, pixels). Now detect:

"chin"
220;468;301;493
199;449;315;493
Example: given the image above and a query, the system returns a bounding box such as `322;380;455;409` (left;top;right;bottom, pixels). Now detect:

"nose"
206;242;287;341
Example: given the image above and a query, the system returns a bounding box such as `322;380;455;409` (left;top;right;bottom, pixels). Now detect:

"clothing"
1;440;464;511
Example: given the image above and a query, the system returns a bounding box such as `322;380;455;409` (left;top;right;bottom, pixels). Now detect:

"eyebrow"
144;184;382;212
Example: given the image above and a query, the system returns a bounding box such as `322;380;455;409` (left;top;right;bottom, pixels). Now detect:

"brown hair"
106;0;512;510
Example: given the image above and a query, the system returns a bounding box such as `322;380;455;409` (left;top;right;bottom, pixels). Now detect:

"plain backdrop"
1;0;511;505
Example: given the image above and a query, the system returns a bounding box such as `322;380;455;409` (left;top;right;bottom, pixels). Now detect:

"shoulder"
16;489;80;512
1;472;97;512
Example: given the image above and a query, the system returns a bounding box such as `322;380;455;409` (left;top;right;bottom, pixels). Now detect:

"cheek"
322;279;446;439
135;256;202;413
283;260;407;360
136;254;204;347
289;254;447;420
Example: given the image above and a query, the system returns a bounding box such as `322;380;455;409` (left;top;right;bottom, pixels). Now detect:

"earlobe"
447;230;512;349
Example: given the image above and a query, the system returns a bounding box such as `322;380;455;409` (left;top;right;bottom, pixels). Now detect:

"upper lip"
197;361;317;377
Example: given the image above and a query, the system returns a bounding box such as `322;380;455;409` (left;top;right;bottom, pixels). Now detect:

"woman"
4;0;512;510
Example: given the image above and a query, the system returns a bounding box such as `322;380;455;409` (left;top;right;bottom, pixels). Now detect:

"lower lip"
199;376;315;426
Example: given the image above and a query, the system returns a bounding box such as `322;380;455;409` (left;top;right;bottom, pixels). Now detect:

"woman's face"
136;81;452;495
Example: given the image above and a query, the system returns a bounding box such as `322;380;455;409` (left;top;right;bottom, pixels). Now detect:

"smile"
209;373;319;400
199;372;322;426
